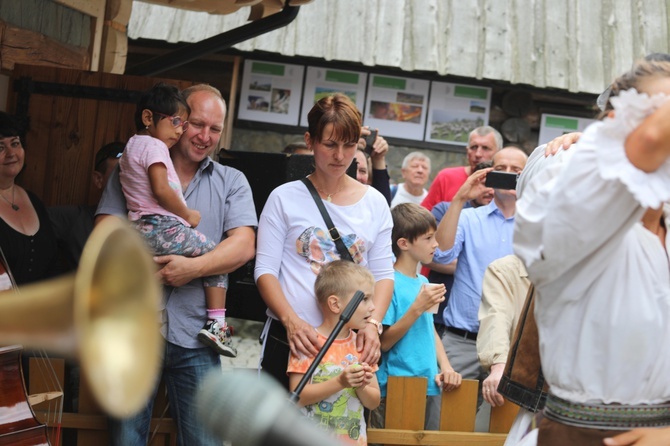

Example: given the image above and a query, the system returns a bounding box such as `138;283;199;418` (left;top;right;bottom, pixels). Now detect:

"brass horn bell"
0;217;163;418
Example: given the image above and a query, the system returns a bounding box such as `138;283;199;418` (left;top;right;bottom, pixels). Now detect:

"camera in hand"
363;129;378;155
485;171;518;190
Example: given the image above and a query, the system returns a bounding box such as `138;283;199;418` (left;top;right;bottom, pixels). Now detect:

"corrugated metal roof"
128;0;670;94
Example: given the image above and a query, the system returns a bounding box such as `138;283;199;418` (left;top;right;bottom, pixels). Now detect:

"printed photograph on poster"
300;67;367;127
425;82;491;146
538;114;596;146
364;74;430;140
238;59;305;125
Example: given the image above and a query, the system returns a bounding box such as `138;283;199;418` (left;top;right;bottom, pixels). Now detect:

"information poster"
238;60;305;125
425;82;492;146
364;74;430;140
538;114;596;146
300;67;367;127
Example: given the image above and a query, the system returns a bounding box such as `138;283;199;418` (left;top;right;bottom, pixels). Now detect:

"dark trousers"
260;318;290;390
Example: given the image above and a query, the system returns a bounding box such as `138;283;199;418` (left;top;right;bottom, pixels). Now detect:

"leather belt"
446;326;478;341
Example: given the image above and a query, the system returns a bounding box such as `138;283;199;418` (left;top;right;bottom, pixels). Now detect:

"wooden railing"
29;357;177;446
367;376;519;446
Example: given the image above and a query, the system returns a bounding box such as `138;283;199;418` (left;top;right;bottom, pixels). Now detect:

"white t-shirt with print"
255;180;394;326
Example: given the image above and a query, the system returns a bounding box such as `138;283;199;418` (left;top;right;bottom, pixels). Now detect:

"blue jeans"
108;341;220;446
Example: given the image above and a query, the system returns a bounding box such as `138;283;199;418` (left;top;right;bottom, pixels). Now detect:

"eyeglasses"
154;112;189;130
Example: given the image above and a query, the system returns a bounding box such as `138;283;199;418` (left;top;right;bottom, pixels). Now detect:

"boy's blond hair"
315;261;375;304
391;203;437;258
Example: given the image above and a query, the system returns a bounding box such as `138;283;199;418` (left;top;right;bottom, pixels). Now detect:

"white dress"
513;89;670;444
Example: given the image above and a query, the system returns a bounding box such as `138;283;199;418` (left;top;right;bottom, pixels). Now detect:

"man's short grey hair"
401;151;431;171
469;126;503;150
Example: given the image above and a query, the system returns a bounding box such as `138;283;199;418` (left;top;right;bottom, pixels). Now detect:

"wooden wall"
7;64;193;207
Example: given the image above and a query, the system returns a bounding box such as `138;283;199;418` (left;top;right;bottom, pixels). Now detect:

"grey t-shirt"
96;158;258;348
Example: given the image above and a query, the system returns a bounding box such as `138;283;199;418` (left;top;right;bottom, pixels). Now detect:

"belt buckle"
328;227;340;241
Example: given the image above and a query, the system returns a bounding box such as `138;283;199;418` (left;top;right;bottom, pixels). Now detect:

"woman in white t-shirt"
255;94;394;389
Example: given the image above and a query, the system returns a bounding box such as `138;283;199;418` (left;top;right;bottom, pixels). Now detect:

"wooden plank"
34;412;178;433
366;429;507;446
440;378;478;432
54;0;104;18
0;23;90;71
489;401;520;434
386;376;427;430
222;55;241;151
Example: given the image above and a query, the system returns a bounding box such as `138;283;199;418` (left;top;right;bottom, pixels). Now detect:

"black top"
371;168;392;206
0;190;59;285
48;204;95;271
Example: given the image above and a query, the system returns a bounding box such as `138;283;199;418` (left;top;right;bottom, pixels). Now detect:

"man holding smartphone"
431;147;527;405
421;126;503;211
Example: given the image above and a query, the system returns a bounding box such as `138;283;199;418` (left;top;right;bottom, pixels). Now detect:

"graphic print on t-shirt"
296;226;365;274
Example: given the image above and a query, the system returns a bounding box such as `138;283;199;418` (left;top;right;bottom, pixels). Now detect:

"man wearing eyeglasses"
96;84;257;446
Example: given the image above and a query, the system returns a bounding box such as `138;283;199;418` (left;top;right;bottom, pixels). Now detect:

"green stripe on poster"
251;62;285;76
545;116;579;130
454;85;489;100
325;70;359;84
372;76;406;90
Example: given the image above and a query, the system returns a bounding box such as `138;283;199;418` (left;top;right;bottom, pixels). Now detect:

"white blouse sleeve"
514;89;670;288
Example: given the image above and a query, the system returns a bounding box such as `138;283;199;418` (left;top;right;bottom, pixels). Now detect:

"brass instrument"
0;217;163;418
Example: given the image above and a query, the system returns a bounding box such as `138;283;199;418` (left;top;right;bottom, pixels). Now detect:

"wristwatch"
367;318;383;335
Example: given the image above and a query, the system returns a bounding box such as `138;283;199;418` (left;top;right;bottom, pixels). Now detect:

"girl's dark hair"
134;82;190;131
0;112;26;145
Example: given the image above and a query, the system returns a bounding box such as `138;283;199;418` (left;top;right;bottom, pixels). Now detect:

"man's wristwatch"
367;318;382;335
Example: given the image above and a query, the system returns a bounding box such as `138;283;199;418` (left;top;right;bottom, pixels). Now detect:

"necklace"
314;182;345;202
0;186;19;211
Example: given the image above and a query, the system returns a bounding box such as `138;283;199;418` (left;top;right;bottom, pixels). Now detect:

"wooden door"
6;64;194;207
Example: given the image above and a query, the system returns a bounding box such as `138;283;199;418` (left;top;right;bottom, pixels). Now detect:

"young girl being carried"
119;82;236;357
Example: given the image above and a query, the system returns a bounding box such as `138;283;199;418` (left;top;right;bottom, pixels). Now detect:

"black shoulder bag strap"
301;177;354;262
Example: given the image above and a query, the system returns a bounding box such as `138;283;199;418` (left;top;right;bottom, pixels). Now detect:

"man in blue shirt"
433;147;527;384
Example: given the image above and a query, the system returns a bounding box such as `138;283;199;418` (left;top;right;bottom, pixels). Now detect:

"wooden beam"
366;429;507;446
222;55;241;151
0;22;90;71
54;0;105;71
100;0;132;73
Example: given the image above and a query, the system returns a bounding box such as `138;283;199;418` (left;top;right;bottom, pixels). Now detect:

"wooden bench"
367;376;520;446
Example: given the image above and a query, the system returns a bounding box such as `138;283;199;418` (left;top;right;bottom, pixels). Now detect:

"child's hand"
357;363;374;389
338;363;367;388
436;369;462;392
414;283;446;313
186;209;201;228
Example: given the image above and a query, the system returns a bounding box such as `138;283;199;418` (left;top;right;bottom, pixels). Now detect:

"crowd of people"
3;54;670;446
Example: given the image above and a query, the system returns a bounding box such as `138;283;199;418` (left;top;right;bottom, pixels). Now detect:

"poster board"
538;114;596;146
425;82;491;146
238;59;305;125
300;67;367;127
364;74;430;140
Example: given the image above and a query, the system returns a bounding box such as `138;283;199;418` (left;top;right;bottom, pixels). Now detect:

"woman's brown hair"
306;94;362;144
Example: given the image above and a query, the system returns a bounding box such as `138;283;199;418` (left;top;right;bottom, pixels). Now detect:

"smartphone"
363;129;378;155
485;171;518;190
